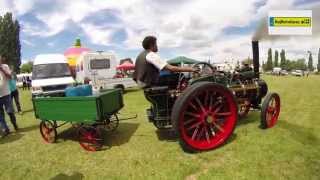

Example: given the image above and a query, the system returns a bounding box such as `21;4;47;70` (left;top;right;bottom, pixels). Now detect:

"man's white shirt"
145;52;167;70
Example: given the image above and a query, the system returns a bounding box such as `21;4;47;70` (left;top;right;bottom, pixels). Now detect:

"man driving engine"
133;36;197;88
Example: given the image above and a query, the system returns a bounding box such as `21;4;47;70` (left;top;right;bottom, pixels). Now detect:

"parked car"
280;70;289;76
291;70;304;77
32;54;75;96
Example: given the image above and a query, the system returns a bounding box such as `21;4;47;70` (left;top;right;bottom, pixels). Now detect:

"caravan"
76;51;136;92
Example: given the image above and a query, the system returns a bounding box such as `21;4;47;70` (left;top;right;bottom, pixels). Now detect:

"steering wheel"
192;62;215;77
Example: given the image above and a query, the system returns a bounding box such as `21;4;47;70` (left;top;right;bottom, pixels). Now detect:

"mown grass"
0;75;319;180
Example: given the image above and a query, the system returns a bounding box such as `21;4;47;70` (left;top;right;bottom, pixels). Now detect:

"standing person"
26;76;31;90
22;76;27;90
9;73;22;114
0;56;18;136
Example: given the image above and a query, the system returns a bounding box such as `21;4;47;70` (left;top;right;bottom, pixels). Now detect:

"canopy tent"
167;56;200;65
116;62;135;70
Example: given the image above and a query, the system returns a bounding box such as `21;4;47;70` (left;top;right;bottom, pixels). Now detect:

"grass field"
0;75;319;180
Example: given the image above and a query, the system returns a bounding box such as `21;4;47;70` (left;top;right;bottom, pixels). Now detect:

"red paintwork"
266;95;281;128
179;87;237;150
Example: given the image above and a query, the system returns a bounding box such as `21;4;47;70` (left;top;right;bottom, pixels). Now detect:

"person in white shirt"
0;56;18;136
133;36;197;88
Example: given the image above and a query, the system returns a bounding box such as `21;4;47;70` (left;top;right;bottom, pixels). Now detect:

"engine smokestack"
252;41;259;78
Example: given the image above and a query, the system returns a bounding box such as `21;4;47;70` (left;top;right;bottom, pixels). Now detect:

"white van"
76;51;136;91
32;54;75;96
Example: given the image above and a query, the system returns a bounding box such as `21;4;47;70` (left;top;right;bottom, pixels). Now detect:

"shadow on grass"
155;128;238;148
156;129;177;142
19;124;38;133
56;122;139;150
236;111;260;127
0;132;24;144
278;120;320;146
50;172;84;180
103;122;139;147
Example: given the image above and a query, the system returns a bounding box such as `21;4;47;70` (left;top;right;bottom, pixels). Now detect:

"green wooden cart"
32;89;124;151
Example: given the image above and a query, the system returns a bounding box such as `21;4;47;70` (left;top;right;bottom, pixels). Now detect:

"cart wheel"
39;120;57;143
105;114;119;132
238;100;250;118
261;93;280;129
78;126;103;151
172;82;238;152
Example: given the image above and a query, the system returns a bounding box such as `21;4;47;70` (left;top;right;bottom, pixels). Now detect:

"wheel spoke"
216;112;231;116
204;126;210;143
214;105;223;114
184;118;196;126
188;101;199;111
185;112;201;118
195;97;206;113
197;126;205;140
187;121;202;131
204;91;209;107
191;126;199;140
212;121;225;132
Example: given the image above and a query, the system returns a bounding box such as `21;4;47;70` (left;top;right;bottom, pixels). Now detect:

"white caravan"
32;54;75;96
76;51;136;91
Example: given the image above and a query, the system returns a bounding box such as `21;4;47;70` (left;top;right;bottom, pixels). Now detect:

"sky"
0;0;319;64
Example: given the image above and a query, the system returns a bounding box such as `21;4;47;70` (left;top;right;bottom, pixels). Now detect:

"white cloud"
80;23;114;46
7;0;320;62
21;39;35;47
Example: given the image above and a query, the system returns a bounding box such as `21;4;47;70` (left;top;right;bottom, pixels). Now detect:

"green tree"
266;48;273;71
74;38;81;47
308;51;314;71
20;61;33;73
280;49;286;68
317;48;320;71
0;12;21;72
296;58;307;70
274;50;279;67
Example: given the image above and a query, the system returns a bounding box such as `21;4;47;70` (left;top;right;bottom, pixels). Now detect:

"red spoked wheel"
261;93;281;129
238;100;251;118
78;126;103;151
172;82;238;152
39;120;57;143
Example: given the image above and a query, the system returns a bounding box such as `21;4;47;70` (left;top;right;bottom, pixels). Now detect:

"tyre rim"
40;121;55;143
179;88;237;150
78;127;102;151
265;95;280;128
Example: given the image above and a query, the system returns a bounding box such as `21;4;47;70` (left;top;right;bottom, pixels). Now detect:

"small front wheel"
39;120;57;143
104;114;119;132
261;93;281;129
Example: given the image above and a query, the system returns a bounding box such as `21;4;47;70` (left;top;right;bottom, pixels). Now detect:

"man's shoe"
2;130;10;137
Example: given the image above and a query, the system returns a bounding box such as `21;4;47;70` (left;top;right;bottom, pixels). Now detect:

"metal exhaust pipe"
252;41;259;78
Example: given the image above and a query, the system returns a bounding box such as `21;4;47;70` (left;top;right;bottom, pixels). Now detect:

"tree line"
0;12;21;72
263;48;320;72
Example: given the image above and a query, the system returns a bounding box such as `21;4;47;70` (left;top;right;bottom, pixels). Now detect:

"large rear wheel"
172;82;238;152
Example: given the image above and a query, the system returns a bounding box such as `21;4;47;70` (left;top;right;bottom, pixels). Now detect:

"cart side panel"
98;89;124;118
33;97;98;123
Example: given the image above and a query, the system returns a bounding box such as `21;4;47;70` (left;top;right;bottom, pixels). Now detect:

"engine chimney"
252;41;259;78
